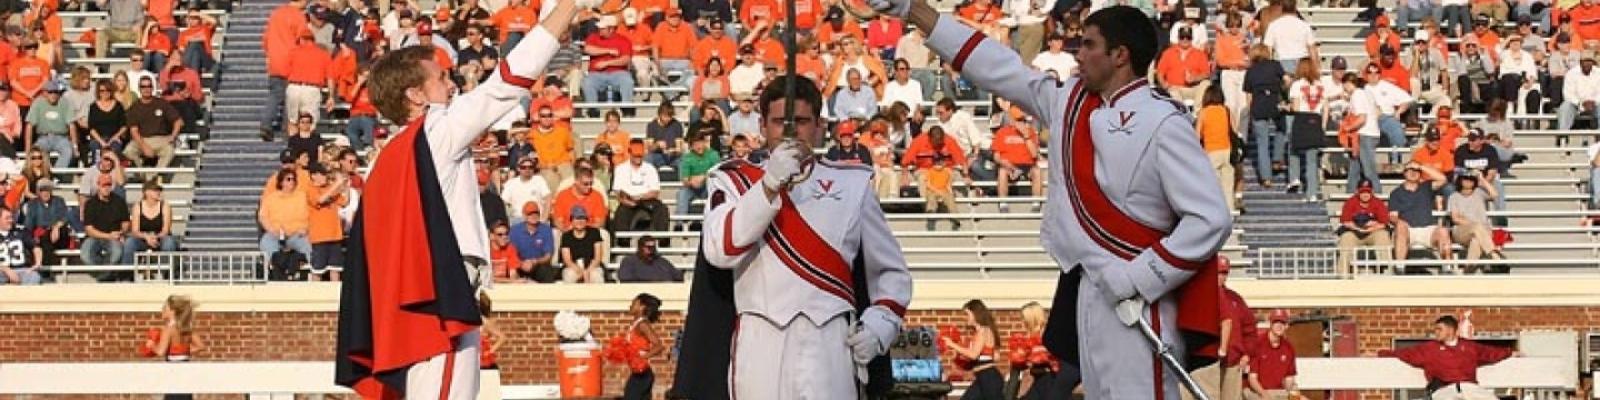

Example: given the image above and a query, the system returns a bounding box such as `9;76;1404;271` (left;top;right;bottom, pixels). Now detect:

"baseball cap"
597;15;618;28
1330;56;1348;70
1414;29;1430;43
1375;14;1391;28
1357;180;1374;194
571;205;590;220
43;79;64;93
522;201;540;216
1269;309;1291;323
1467;128;1485;139
622;8;639;25
35;178;54;189
416;19;433;36
279;149;297;164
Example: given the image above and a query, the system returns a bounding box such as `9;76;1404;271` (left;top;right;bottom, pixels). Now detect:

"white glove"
761;141;808;191
847;305;903;365
1115;297;1146;327
867;0;914;18
572;0;603;11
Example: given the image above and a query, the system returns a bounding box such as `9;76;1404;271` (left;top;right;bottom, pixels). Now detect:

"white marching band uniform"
924;14;1233;400
701;158;914;400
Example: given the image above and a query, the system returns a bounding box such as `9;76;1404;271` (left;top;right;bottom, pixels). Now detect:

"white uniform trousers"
732;312;858;400
406;328;481;400
1431;382;1498;400
1077;272;1184;400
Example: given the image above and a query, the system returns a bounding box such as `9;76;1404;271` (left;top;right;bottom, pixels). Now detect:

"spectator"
258;167;312;267
1474;0;1510;24
881;59;924;114
447;0;491;43
677;134;717;218
1408;31;1452;109
112;73;137;108
1441;0;1472;35
595;111;631;165
921;154;962;231
1244;44;1285;186
138;17;174;73
285;113;321;164
644;102;684;167
991;115;1040;211
488;221;521;283
19;149;49;195
551;167;609;231
650;10;696;90
832;69;878;122
306;166;347;281
1498;35;1540;104
617;9;657;91
691;18;738;75
457;25;497;69
1031;34;1078;80
78;152;125;209
1454;37;1498;113
21;178;72;268
1390;163;1451;262
737;0;780;29
861;120;898;199
176;9;216;72
726;133;763;163
1395;0;1438;34
818;9;866;45
582;16;635;111
158;60;203;129
478;167;509;229
25;80;75;169
727;95;760;139
1364;60;1413;167
1380;315;1514;397
489;0;535;53
80;174;129;267
691;57;731;108
121;182;177;264
260;0;308;141
1413;131;1458;177
930;98;990;182
1336;181;1392;275
1196;86;1236;210
62;68;93;140
1247;310;1301;398
509;202;557;282
559;205;606;284
529;106;576;187
98;0;145;59
1455;129;1506;209
687;101;727;147
1559;50;1600;131
1286;58;1326;200
824;40;888;100
285;29;333;130
1261;1;1318;73
123;76;182;171
0;205;40;285
826;123;872;165
617;234;681;282
1344;73;1385;194
1447;172;1503;269
8;40;49;116
1366;16;1403;60
502;156;552;222
728;47;765;100
611;140;668;234
0;83;19;158
345;67;377;150
1156;27;1212;106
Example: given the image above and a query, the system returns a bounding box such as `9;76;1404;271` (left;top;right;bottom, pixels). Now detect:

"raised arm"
907;2;1061;122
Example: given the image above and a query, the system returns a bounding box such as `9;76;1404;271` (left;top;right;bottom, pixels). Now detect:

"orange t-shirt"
1213;32;1247;69
754;37;786;67
331;48;359;99
551;187;609;231
1197;105;1232;152
143;29;173;54
490;241;521;280
991;125;1038;166
1411;145;1455;174
306;185;347;244
1378;62;1411;93
595;130;632;164
7;57;48;106
1364;31;1402;60
530;125;575;168
618;23;654;54
651;23;695;60
1474;31;1501;62
286;43;332;85
491;5;538;43
1156;46;1210;88
1575;5;1600;43
901;134;967;169
148;0;176;27
632;0;673;15
691;35;739;73
24;12;61;44
796;54;827;84
1434;120;1464;148
176;22;215;57
740;0;782;27
925;166;953;194
818;21;865;45
792;0;823;30
956;3;1001;27
263;4;306;77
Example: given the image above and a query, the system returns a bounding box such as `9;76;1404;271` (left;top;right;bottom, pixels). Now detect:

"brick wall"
2;306;1595;399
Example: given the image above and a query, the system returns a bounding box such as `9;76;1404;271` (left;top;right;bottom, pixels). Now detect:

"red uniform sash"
720;162;856;304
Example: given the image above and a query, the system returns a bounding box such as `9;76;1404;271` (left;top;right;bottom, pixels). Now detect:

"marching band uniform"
690;157;914;400
924;13;1232;400
336;25;562;399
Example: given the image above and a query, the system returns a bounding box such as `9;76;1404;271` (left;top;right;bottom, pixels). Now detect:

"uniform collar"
1105;78;1148;108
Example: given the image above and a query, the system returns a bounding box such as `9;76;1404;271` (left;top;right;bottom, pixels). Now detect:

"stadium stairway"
183;0;283;254
1236;161;1338;265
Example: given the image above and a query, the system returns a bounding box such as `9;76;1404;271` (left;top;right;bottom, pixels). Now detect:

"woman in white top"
1343;72;1385;194
1286;58;1328;201
1496;35;1540;108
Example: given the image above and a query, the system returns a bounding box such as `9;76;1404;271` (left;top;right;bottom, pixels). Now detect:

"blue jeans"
676;182;706;215
1378;115;1407;164
1252;118;1285;182
122;235;178;264
80;237;124;265
501;31;526;55
260;233;313;263
968;150;997;183
1347;136;1382;193
911;68;940;103
144;52;167;75
582;70;635;104
1591;167;1599;208
345;115;376;149
0;267;40;284
34;134;74;169
1396;2;1440;31
1556;101;1600;130
1277;59;1299;77
646;151;677;169
1515;2;1553;34
660;59;694;92
1288;148;1322;199
1441;5;1471;34
182;41;213;72
260;76;287;133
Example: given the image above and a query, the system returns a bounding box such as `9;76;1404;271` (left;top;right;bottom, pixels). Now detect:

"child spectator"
488;221;522;283
306;165;348;282
676;133;719;218
923;155;960;231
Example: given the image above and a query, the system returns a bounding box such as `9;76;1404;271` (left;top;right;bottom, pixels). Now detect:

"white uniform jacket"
925;15;1231;304
700;159;914;324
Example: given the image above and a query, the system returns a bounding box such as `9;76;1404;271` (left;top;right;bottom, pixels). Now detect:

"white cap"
1415;29;1430;42
622;8;638;25
597;15;618;28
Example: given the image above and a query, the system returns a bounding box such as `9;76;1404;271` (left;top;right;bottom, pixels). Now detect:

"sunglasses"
517;165;534;170
538;114;554;118
492;231;508;237
139;85;153;89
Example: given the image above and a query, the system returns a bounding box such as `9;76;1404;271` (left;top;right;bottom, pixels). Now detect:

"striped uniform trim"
950;31;986;72
874;299;908;318
721;171;757;256
1151;307;1164;399
498;61;537;88
722;165;857;304
1060;82;1154;261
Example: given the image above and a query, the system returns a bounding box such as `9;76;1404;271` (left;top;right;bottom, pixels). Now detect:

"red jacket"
1381;339;1514;384
1221;288;1255;367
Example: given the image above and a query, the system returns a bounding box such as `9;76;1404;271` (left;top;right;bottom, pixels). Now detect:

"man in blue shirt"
831;69;879;121
509;202;558;282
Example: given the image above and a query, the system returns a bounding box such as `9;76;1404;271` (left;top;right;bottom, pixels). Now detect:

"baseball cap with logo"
1270;309;1291;323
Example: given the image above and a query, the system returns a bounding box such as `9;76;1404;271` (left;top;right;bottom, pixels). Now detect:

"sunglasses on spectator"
517;164;534;170
539;113;554;118
492;231;508;237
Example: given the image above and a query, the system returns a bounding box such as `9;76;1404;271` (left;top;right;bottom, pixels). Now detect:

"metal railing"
1252;246;1398;279
136;252;264;285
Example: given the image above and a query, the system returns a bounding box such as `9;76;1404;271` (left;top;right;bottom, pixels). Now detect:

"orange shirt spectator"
1213;31;1248;69
1378;61;1412;93
691;31;739;73
1433;116;1466;148
632;0;675;20
529;91;574;127
1196;104;1232;152
551;184;609;231
796;53;827;86
8;55;48;106
925;163;954;194
331;46;360;99
176;17;216;57
307;183;347;244
1473;29;1501;62
148;0;177;28
143;27;173;55
753;35;786;67
0;41;19;82
617;18;654;56
818;19;865;45
901;132;967;169
651;15;695;60
349;85;377;117
490;3;538;44
529;124;575;169
1575;4;1600;43
23;10;61;45
740;0;781;28
1156;44;1210;88
263;2;306;78
1411;141;1455;175
866;18;904;51
596;129;632;164
792;0;824;30
956;2;1002;28
286;41;333;86
489;233;521;281
991;123;1038;167
1365;32;1402;60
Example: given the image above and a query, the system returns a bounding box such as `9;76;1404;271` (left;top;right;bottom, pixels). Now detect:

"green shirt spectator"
675;135;720;216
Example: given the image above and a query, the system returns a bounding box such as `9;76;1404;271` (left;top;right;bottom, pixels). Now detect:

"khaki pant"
1182;363;1244;400
631;55;658;89
916;170;957;213
1209;150;1236;211
873;165;898;199
1471;2;1508;23
539;164;575;195
1337;229;1392;276
123;136;177;168
562;265;605;284
1430;382;1498;400
1169;80;1212;109
96;27;139;58
1012;23;1046;65
1450;221;1498;271
284;84;324;129
1243;390;1292;400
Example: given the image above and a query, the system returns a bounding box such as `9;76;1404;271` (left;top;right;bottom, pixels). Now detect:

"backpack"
268;247;307;281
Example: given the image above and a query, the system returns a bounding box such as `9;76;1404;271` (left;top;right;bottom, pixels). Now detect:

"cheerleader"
623;293;665;400
478;292;505;370
944;299;1002;400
